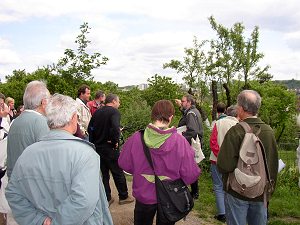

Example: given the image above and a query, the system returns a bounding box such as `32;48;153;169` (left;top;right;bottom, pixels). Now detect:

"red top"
87;100;104;115
209;124;219;164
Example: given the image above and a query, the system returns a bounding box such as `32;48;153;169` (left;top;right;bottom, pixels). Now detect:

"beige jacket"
76;98;91;136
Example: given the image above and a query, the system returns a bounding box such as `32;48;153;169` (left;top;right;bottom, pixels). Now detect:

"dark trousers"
191;180;199;197
97;145;128;201
134;200;175;225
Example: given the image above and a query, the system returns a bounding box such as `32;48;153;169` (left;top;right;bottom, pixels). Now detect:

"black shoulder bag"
140;130;194;222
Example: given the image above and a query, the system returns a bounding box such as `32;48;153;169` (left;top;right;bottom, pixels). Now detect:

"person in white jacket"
209;105;239;222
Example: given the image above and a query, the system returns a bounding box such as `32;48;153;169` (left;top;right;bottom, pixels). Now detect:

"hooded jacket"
118;124;201;204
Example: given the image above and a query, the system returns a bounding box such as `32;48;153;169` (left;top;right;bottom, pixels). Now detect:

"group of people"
0;94;23;140
0;80;279;225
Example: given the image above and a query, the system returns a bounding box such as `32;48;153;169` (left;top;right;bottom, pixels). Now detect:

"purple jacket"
118;125;201;204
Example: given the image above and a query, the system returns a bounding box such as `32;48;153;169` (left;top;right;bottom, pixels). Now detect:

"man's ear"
41;98;48;107
71;112;78;123
40;98;49;112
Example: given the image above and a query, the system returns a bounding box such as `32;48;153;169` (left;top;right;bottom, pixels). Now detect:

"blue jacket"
7;110;50;178
6;130;113;225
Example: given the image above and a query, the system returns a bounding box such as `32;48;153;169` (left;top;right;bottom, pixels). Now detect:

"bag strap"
239;121;261;136
140;130;156;174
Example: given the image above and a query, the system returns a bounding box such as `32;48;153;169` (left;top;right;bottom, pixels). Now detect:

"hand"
0;103;9;117
175;99;182;107
43;217;52;225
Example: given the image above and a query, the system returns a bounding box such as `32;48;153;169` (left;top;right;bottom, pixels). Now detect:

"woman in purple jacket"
118;100;201;225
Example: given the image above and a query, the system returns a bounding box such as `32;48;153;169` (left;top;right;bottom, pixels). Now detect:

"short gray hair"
105;93;119;104
23;81;50;110
46;94;78;129
226;105;238;117
237;90;261;116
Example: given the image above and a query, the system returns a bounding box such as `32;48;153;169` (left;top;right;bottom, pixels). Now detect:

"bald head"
237;90;261;116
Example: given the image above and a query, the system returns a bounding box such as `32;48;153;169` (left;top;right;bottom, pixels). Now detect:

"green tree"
118;87;151;137
252;81;297;143
236;26;271;88
0;70;29;106
208;16;240;106
54;22;109;83
142;74;183;107
208;16;271;105
0;69;59;106
163;37;208;93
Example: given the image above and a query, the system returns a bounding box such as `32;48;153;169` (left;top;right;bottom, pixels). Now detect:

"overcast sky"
0;0;300;86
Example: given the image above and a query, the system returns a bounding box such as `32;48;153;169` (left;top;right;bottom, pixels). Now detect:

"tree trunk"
212;80;218;121
222;83;231;107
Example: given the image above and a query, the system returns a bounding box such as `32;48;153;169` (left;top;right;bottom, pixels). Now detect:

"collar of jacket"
242;117;264;125
184;105;196;114
39;129;95;149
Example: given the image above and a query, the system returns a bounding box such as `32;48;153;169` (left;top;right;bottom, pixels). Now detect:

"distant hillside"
274;79;300;90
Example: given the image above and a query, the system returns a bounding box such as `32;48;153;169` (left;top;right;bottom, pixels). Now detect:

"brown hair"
217;102;226;113
151;100;175;123
0;93;5;100
77;84;90;97
95;90;105;99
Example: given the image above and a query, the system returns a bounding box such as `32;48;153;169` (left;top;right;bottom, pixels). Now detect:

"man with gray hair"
6;94;113;225
7;80;50;178
217;90;278;225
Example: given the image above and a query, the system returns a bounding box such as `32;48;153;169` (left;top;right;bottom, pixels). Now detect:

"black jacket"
178;105;203;144
88;106;120;148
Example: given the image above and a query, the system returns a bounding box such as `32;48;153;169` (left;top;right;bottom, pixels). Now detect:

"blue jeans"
225;193;267;225
210;163;225;215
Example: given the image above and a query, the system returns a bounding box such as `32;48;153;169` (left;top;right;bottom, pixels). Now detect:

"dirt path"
109;180;207;225
0;180;208;225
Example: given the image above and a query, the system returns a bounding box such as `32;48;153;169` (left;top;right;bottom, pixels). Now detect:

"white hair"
23;81;50;110
46;94;78;129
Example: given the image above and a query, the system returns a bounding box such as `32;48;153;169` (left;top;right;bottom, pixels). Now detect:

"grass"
193;172;225;225
125;150;300;225
278;150;297;168
193;150;300;225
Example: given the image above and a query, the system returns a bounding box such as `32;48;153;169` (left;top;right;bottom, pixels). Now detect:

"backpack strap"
239;121;261;136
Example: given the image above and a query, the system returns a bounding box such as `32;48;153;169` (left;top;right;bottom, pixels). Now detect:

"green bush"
277;165;299;189
199;126;212;172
